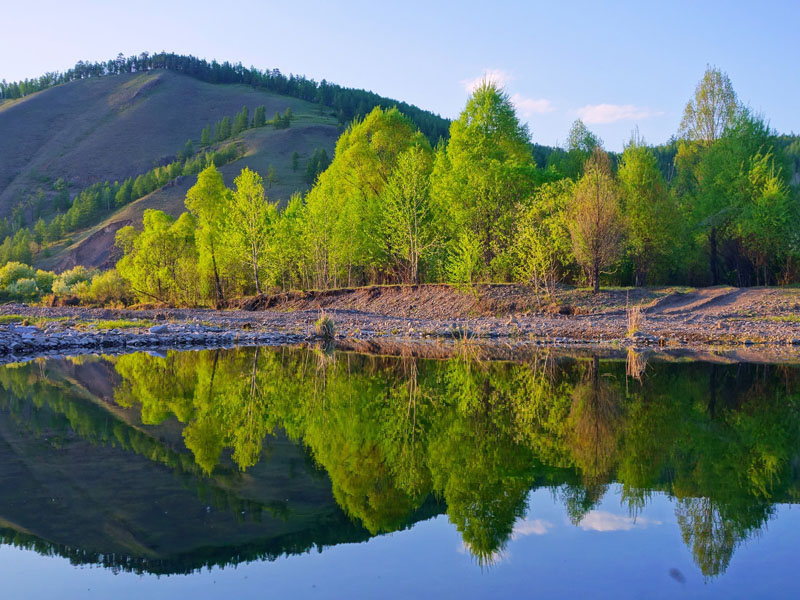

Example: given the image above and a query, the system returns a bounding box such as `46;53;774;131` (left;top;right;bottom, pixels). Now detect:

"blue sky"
3;0;798;150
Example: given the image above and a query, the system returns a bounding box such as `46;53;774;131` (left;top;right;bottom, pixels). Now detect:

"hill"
0;69;338;218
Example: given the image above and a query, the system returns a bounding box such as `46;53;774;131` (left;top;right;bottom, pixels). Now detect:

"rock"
11;325;39;335
150;325;169;334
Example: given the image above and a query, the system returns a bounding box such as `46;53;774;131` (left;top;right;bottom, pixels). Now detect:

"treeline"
111;67;800;306
0;51;450;143
0;144;241;267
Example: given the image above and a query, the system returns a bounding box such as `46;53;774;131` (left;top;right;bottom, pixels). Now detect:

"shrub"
88;270;130;305
53;265;93;295
5;278;39;301
315;312;337;340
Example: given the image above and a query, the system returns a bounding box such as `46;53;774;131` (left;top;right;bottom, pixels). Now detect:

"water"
0;346;798;598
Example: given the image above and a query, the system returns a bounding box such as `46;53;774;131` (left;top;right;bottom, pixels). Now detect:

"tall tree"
679;66;741;143
185;164;231;305
568;148;623;293
618;132;679;285
226;168;275;294
430;81;537;280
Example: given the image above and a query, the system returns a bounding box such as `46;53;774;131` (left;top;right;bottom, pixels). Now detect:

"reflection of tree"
676;497;750;578
567;357;622;484
100;349;800;576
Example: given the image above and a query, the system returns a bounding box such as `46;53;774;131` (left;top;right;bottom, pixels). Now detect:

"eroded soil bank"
2;285;799;363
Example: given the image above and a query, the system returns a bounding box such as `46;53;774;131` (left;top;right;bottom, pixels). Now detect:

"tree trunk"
210;245;224;308
593;261;600;293
709;227;718;285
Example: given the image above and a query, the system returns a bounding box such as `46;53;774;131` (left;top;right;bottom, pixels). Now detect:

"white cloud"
578;511;662;532
462;69;514;93
511;94;556;116
511;518;554;539
576;104;664;124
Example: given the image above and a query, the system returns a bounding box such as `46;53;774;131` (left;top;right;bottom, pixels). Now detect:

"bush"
53;265;93;296
88;270;130;305
5;278;39;301
0;262;35;288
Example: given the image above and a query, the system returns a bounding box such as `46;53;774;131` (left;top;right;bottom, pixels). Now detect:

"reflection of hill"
0;350;799;578
0;359;444;574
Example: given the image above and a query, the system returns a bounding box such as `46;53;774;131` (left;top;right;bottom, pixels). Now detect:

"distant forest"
0;51;450;143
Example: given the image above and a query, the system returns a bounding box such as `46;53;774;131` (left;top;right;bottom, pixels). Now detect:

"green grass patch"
759;315;800;323
91;319;154;330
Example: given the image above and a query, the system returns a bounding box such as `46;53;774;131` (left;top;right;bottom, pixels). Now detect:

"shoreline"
2;285;800;364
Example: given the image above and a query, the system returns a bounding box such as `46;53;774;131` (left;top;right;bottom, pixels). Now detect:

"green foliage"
431;81;537;281
512;179;574;296
568;148;624;292
115;210;201;305
618;133;681;285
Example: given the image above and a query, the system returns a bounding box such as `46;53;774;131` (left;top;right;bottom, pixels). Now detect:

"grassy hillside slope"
0;69;337;218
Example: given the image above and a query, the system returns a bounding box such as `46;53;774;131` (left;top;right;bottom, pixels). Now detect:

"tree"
232;106;249;136
303;107;427;288
561;119;602;178
226;168;275;294
185;164;231;305
512;179;574;298
200;124;211;147
115;210;200;305
679;66;741;143
253;105;266;128
430;81;537;280
618;132;679;285
568;148;624;293
379;145;437;283
179;138;194;161
291;151;299;171
33;218;47;252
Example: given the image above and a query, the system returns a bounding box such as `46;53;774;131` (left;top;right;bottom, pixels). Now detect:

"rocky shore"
1;283;800;365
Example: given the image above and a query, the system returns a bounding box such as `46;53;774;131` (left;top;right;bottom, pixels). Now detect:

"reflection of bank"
0;348;797;577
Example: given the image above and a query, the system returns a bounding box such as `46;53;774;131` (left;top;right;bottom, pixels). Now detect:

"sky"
2;0;798;150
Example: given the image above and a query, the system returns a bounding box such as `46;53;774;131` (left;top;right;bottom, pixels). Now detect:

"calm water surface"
0;347;798;598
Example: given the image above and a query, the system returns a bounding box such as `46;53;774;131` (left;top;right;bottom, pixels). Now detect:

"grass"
626;299;646;338
759;315;800;323
314;311;337;340
92;319;154;330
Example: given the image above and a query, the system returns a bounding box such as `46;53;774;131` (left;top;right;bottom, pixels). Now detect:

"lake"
0;346;798;598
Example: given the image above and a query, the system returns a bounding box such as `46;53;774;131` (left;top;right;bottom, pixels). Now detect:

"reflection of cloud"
510;94;556;116
576;103;664;124
512;518;554;539
578;511;662;532
462;69;514;92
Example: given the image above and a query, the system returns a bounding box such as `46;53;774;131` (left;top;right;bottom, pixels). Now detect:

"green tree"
232;106;249;136
618;132;679;285
430;81;537;280
185;165;232;305
679;66;741;143
226;168;276;293
379;145;437;283
253;105;266;128
568;148;624;293
200;124;211;147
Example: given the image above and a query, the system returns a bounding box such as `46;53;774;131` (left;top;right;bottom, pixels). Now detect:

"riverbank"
1;284;799;364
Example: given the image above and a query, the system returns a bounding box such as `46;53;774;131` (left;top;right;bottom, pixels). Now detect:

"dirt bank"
1;285;799;363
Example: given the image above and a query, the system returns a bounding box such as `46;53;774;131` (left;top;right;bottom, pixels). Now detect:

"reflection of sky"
3;485;799;599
